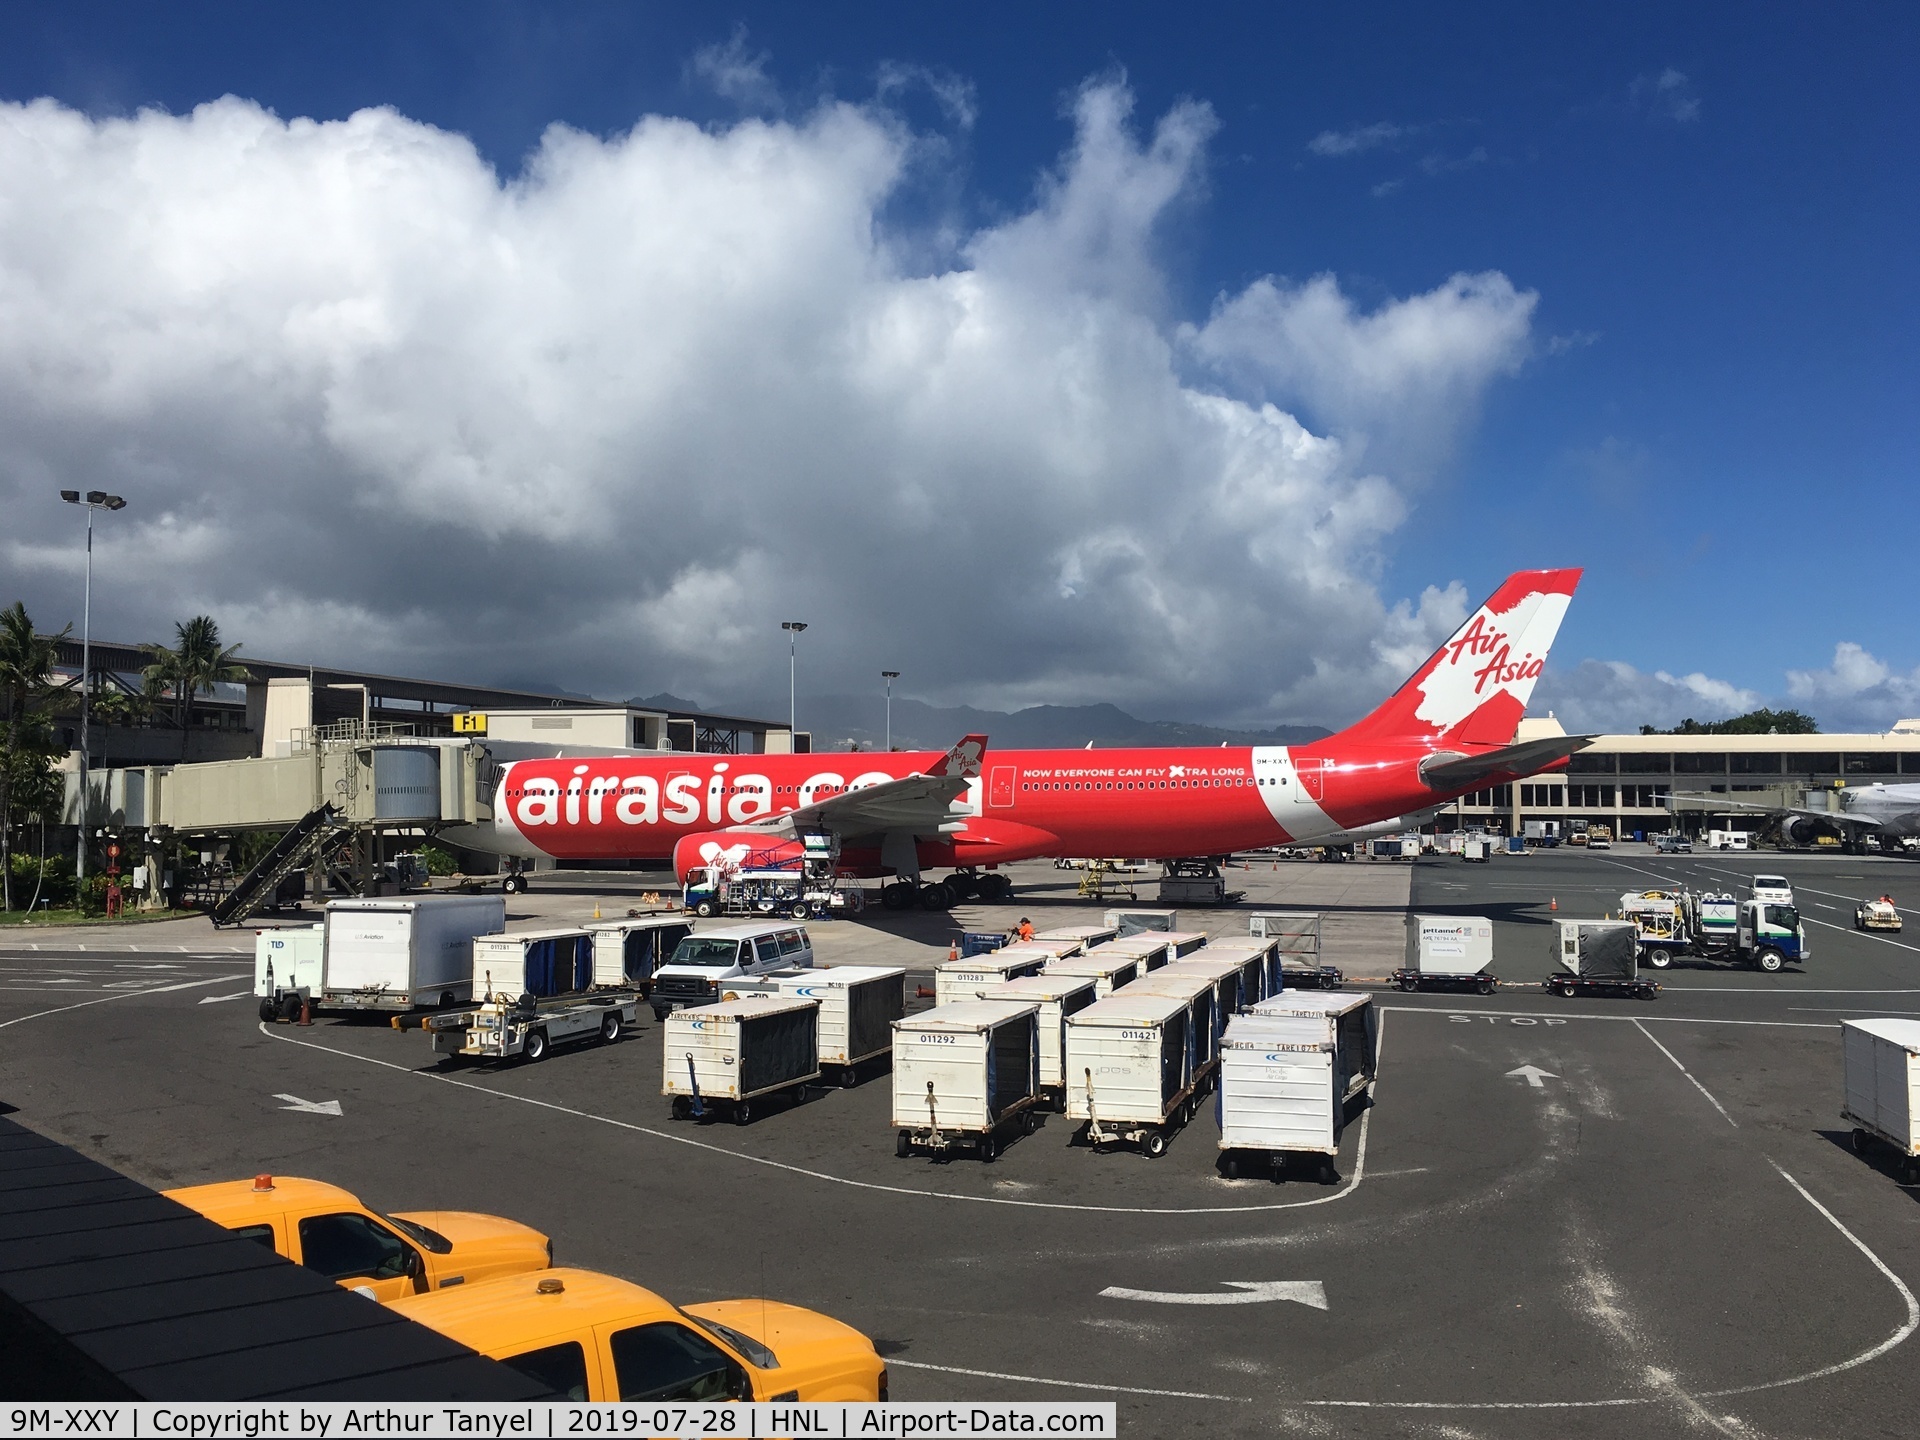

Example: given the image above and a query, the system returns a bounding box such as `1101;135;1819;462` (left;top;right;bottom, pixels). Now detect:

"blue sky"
1;3;1914;732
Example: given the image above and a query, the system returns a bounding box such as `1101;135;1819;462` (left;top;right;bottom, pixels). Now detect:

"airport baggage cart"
1041;952;1140;997
1105;909;1179;935
255;923;324;1022
1246;911;1341;989
584;916;693;995
935;951;1048;1006
471;927;596;1001
892;1000;1042;1161
1547;919;1660;1000
1249;992;1378;1098
1392;915;1499;995
1158;931;1210;961
663;996;821;1124
1217;1012;1356;1183
727;965;906;1083
1842;1018;1920;1181
960;931;1007;957
1121;969;1222;1087
321;894;505;1013
984;974;1100;1110
1180;940;1272;1006
1092;933;1172;972
1065;989;1201;1157
430;988;640;1063
1033;924;1121;949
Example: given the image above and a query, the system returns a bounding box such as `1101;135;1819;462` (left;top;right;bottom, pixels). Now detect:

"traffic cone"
593;901;602;920
297;996;312;1026
947;942;958;962
1550;896;1558;912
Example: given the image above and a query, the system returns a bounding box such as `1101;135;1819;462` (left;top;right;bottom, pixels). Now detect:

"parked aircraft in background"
1675;783;1920;855
442;568;1587;908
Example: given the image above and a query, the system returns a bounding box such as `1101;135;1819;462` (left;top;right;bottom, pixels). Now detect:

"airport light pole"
882;671;899;752
60;489;127;886
781;622;807;744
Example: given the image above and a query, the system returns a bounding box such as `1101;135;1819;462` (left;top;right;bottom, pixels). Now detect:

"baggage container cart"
1547;919;1660;1000
321;895;505;1013
1246;911;1340;987
429;988;639;1063
471;927;596;1002
1392;915;1499;995
1119;969;1221;1089
959;931;1007;958
1159;953;1262;1015
1092;933;1172;972
1041;952;1139;998
255;923;324;1022
584;916;693;995
1158;931;1210;961
1249;992;1377;1098
935;952;1047;1006
1033;923;1121;949
1218;1012;1359;1183
726;965;906;1083
1180;941;1272;1006
983;974;1100;1110
892;1001;1043;1161
1065;989;1201;1157
1105;909;1179;936
663;996;821;1124
1842;1018;1920;1181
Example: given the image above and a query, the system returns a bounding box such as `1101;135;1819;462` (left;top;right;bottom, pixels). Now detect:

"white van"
648;923;812;1019
1750;874;1794;905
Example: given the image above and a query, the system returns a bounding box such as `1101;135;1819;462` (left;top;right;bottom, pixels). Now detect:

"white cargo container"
1249;992;1377;1099
1158;954;1260;1019
1104;909;1179;935
892;1001;1043;1160
663;996;820;1123
1092;933;1172;972
584;916;694;993
255;923;324;1022
935;951;1047;1006
727;965;906;1081
1159;931;1210;960
1064;989;1200;1156
1843;1018;1920;1181
1390;915;1498;995
1040;952;1139;998
321;895;505;1012
1178;941;1272;1006
1034;923;1120;949
983;974;1100;1109
1218;1012;1354;1181
1249;912;1343;990
1248;912;1318;945
471;927;596;1001
1547;918;1659;1000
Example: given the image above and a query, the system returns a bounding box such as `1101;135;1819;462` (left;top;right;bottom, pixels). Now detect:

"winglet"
928;734;988;780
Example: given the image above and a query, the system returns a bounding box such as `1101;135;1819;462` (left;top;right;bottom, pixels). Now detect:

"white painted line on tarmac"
257;1013;1385;1217
1396;1006;1834;1028
885;1358;1250;1402
0;973;249;1029
1632;1019;1737;1127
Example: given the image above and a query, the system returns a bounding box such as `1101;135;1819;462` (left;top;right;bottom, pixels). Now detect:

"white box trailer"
1843;1018;1920;1181
1105;909;1179;935
255;924;325;1022
1249;992;1378;1100
471;927;596;1001
1065;989;1201;1156
663;996;820;1123
1034;923;1121;949
728;965;906;1080
1218;1012;1354;1182
1092;934;1172;972
584;917;693;994
935;952;1047;1006
983;974;1100;1109
1392;915;1498;995
321;895;505;1013
892;1000;1043;1161
1548;919;1660;1000
1041;952;1139;998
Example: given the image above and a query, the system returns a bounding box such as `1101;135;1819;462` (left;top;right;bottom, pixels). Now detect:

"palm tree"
0;601;70;912
143;617;251;756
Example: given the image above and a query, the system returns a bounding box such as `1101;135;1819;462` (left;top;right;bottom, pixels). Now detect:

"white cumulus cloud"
1787;644;1920;731
0;78;1539;728
1530;660;1759;735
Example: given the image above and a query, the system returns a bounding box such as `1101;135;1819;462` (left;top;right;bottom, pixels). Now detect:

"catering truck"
319;895;505;1014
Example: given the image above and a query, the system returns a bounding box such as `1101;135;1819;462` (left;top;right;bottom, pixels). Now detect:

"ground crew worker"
1017;917;1034;942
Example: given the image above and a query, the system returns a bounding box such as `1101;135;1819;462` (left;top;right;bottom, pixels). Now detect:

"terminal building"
1444;716;1920;839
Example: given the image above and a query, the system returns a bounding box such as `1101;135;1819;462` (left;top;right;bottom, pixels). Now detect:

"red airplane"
452;569;1585;908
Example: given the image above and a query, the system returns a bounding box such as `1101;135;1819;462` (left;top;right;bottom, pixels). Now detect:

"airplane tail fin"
928;734;989;780
1341;569;1582;748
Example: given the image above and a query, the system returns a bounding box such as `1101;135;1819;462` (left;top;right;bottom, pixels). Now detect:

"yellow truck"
164;1175;551;1303
389;1267;886;1403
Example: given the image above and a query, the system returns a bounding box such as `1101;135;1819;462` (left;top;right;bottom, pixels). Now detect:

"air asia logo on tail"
1413;581;1574;737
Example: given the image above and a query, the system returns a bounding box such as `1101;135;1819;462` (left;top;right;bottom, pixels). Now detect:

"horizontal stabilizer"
1420;734;1595;793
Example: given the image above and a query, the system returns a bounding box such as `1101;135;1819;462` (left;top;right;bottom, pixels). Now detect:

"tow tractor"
428;988;638;1063
1618;889;1811;971
1856;896;1904;932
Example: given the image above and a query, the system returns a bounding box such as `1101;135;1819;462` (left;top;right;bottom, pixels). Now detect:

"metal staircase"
210;803;341;928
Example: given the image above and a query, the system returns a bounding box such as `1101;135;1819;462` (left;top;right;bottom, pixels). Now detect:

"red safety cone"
297;996;312;1026
947;942;958;963
1549;896;1558;912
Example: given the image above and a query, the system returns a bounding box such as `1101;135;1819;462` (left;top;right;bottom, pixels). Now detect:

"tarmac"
5;847;1920;1435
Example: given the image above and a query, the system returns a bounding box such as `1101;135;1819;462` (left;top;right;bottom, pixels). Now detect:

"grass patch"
0;907;199;927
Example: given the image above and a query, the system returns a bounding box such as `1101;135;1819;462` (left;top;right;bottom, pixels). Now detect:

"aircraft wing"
1667;790;1918;833
1420;734;1596;793
748;734;987;841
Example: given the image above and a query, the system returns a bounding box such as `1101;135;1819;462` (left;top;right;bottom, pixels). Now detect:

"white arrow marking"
199;991;255;1005
1507;1064;1558;1088
1100;1281;1327;1309
274;1093;343;1116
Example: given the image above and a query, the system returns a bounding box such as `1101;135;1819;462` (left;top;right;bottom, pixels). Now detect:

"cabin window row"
1567;753;1920;776
1021;777;1252;791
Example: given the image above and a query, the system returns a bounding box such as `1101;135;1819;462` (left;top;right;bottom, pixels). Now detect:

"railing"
291;720;419;751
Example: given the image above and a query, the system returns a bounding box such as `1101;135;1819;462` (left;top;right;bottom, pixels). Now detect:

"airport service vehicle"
389;1268;886;1403
934;950;1047;1006
163;1176;551;1303
1547;919;1660;1000
1654;833;1694;853
663;996;820;1124
1842;1019;1920;1183
445;571;1586;916
585;916;694;995
892;1001;1043;1161
319;895;506;1014
1041;951;1139;998
1065;989;1203;1157
1750;874;1794;905
1707;829;1753;851
1158;857;1243;905
425;926;644;1062
1393;915;1498;995
649;923;812;1020
982;974;1100;1111
1619;890;1811;971
727;965;906;1083
254;923;324;1022
1586;833;1612;850
1857;897;1904;932
1220;994;1377;1182
1524;820;1561;847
